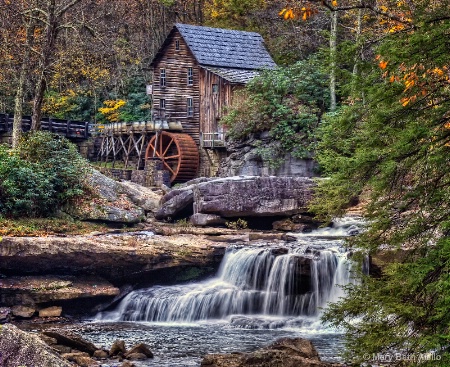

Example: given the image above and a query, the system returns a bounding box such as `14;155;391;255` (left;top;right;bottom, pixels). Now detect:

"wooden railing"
200;132;225;148
0;114;91;139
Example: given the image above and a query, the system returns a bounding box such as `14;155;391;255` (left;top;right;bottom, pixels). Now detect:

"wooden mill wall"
199;69;234;134
152;30;200;143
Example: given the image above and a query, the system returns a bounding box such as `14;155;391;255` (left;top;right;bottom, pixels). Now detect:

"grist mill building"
97;23;276;184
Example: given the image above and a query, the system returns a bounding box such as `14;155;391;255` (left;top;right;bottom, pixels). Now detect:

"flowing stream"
80;217;364;366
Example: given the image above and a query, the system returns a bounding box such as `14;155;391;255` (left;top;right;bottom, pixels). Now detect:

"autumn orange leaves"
279;7;317;21
376;53;450;108
279;1;338;21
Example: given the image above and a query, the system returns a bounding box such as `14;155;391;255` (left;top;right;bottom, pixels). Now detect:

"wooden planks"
0;113;90;139
152;30;200;144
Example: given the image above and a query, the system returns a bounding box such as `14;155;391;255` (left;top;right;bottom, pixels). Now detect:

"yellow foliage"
98;99;127;122
331;0;338;6
42;91;77;117
284;9;295;19
432;67;445;77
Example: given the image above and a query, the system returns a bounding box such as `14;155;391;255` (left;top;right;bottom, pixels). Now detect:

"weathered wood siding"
152;30;200;143
199;69;230;134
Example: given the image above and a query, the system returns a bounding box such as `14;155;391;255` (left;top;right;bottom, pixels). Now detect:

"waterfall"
99;235;358;324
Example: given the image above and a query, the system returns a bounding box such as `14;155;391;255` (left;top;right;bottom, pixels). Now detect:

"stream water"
74;217;364;366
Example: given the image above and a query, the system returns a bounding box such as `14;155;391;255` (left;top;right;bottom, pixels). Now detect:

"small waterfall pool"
76;217;364;366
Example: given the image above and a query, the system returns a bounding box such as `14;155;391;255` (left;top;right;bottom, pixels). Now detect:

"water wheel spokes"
145;131;199;183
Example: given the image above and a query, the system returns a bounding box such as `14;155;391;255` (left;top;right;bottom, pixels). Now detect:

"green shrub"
0;131;90;218
18;131;89;202
0;146;56;217
225;218;248;230
221;57;329;160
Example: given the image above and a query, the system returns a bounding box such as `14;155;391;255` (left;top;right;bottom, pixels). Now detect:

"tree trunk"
329;10;338;112
12;78;25;148
31;0;57;131
12;17;34;148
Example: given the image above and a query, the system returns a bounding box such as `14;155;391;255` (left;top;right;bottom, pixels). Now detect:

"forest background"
1;1;450;366
0;0;330;127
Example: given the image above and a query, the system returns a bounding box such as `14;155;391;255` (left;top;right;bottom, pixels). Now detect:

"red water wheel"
145;131;199;183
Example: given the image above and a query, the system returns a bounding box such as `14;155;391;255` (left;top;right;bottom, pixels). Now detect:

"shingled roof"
151;23;276;73
174;23;276;70
201;66;260;84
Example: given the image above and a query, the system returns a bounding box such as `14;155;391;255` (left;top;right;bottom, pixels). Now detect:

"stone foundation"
199;148;226;177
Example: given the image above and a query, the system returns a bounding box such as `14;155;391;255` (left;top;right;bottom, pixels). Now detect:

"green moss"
176;267;205;282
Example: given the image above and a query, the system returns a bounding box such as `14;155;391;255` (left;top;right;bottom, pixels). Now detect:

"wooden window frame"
160;68;166;87
175;39;180;51
187;97;194;117
212;84;219;94
187;67;194;86
159;99;166;110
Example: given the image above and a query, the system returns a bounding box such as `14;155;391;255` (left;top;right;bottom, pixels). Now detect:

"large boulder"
155;188;194;220
195;177;315;217
201;337;336;367
116;180;161;212
0;324;72;367
61;352;98;366
110;339;127;356
66;169;162;224
157;176;316;221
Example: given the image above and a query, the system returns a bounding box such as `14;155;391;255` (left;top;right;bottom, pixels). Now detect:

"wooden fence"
0;114;91;139
200;132;225;148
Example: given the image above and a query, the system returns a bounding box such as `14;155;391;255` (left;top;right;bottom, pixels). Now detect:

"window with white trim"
160;68;166;87
187;97;193;117
187;67;193;86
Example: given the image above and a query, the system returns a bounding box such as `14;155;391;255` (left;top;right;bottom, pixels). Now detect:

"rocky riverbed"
0;172;360;367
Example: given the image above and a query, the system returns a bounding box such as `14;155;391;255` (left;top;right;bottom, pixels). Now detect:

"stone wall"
77;138;96;159
97;160;170;188
199;148;226;178
218;132;319;178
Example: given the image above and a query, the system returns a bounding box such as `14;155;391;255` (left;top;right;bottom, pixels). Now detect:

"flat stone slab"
0;232;226;284
0;275;119;306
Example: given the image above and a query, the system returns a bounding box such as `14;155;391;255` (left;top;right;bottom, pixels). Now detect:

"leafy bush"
0;146;55;217
0;131;90;218
225;218;248;230
222;57;329;160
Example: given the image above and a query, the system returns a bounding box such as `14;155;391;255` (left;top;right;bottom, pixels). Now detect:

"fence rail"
0;114;91;139
200;132;225;148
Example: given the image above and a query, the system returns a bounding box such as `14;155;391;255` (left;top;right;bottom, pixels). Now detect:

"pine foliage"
313;3;450;365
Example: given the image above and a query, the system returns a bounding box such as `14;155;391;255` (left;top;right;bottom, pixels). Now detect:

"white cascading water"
98;218;362;325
